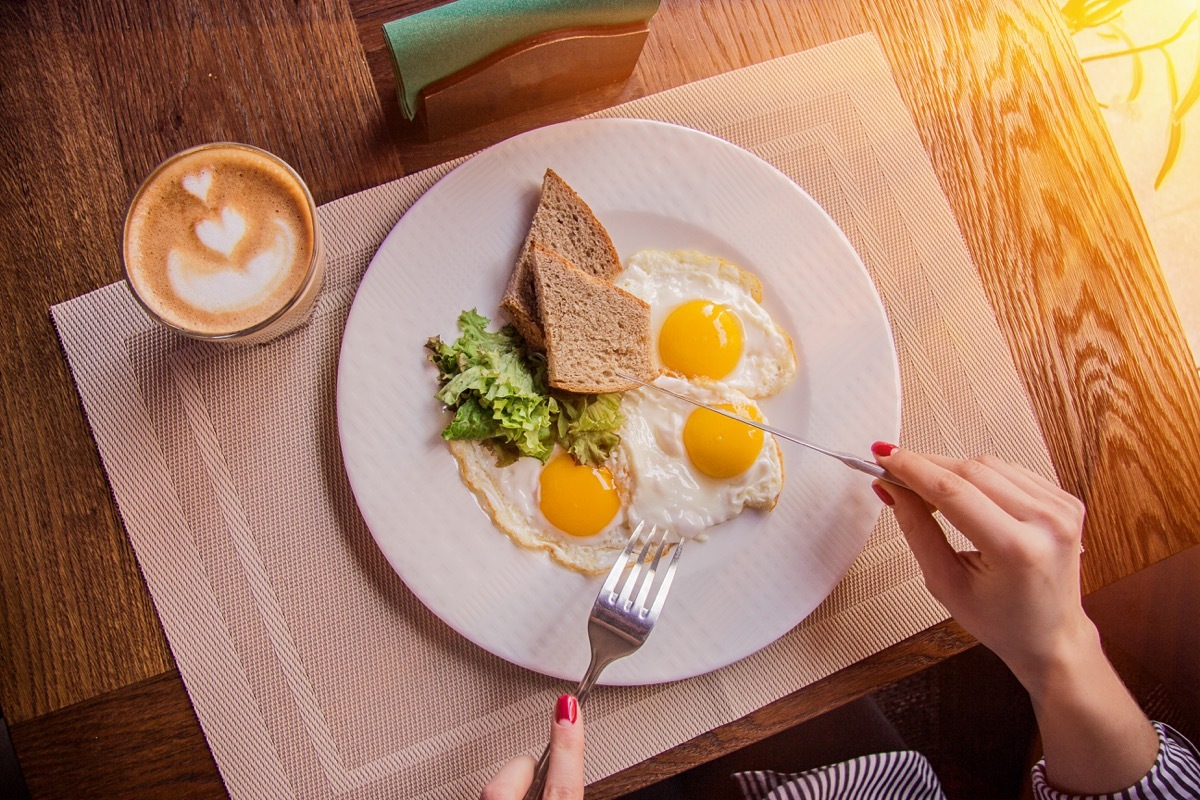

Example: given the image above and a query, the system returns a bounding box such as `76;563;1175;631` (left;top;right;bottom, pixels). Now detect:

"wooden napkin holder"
416;21;650;139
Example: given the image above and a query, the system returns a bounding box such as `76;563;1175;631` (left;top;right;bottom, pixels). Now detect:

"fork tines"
602;522;683;622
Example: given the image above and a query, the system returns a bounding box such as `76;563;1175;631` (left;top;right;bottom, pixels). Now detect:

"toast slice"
528;244;657;393
501;169;621;350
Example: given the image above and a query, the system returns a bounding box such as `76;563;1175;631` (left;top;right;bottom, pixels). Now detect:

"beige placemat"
53;33;1053;800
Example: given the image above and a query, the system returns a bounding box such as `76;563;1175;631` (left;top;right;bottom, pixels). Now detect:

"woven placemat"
53;33;1053;800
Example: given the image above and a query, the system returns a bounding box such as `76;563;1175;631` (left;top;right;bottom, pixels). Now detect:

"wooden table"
3;1;1198;797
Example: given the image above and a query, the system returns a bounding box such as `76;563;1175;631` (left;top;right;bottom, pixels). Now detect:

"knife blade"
616;373;909;490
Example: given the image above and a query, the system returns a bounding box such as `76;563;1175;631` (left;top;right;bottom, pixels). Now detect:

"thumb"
877;480;963;600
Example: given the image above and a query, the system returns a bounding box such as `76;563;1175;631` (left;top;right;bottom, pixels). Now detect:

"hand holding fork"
489;522;682;800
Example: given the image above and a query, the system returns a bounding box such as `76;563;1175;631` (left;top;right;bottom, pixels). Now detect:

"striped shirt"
735;722;1200;800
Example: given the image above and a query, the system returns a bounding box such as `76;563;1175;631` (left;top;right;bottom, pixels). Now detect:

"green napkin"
382;0;661;120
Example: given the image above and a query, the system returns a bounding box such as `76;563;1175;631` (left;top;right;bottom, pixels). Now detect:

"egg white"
609;376;784;541
447;441;630;574
615;250;797;398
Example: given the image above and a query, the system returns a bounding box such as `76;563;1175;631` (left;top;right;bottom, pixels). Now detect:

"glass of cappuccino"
123;143;324;345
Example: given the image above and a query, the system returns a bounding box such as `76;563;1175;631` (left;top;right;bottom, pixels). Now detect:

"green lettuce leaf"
441;396;497;441
426;310;623;466
555;393;624;467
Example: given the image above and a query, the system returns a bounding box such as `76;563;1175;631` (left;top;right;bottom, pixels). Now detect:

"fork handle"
520;654;615;800
572;648;614;707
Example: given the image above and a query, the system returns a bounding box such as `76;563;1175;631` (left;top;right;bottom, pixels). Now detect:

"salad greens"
425;309;623;466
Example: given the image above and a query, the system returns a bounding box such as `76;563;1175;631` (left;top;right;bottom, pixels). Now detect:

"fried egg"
448;441;631;574
609;376;784;540
615;250;797;398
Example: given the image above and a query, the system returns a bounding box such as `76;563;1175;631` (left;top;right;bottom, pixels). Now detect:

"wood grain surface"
2;0;1198;797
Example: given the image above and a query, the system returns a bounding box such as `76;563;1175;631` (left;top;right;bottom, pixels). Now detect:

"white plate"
337;119;900;684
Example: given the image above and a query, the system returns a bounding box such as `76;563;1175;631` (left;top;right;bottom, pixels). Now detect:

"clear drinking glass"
122;142;324;345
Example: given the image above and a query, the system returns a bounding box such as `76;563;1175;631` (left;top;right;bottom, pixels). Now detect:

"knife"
616;373;909;490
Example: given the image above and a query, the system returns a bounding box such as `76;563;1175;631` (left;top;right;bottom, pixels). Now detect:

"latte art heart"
195;206;246;256
182;169;214;203
168;219;297;313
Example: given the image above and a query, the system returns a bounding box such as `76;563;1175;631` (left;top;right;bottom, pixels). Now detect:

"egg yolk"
538;455;620;537
683;403;765;478
659;300;744;380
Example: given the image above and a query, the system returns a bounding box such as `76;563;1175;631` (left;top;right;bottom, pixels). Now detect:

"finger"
925;453;1079;523
544;695;585;799
923;454;1048;522
993;460;1087;546
1006;460;1077;503
873;445;1016;551
879;480;965;600
978;457;1072;509
1003;458;1062;492
480;755;534;800
923;453;1053;502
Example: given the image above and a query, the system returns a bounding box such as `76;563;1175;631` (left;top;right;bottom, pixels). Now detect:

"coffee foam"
125;145;315;336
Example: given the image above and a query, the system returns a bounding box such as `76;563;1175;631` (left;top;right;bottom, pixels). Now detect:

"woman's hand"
869;443;1092;688
481;695;584;800
871;443;1158;794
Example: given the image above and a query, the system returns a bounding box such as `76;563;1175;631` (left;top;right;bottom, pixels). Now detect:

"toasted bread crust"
501;169;621;350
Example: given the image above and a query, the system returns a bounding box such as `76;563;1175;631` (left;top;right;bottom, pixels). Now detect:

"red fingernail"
872;483;895;506
871;441;897;457
556;694;578;724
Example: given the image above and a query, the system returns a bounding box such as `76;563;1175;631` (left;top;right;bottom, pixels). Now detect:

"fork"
521;522;683;800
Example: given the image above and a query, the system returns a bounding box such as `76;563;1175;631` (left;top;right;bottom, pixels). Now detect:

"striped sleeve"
734;750;946;800
1031;722;1200;800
